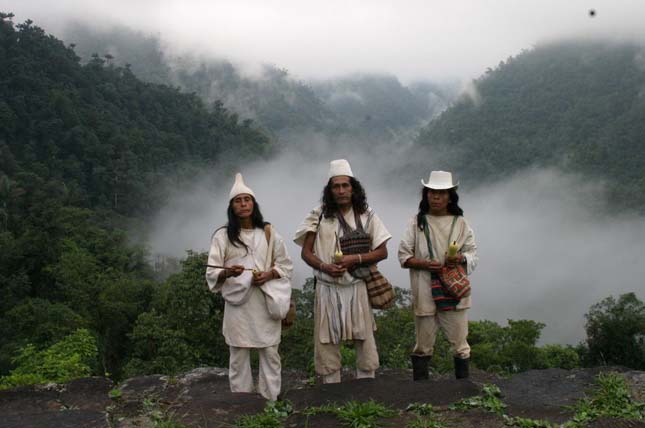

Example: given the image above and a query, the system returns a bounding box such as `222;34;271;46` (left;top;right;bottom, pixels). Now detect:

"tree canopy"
0;15;271;378
416;41;645;211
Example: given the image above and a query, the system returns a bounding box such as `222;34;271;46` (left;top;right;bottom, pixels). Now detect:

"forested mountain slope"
62;23;454;139
416;41;645;210
0;15;270;377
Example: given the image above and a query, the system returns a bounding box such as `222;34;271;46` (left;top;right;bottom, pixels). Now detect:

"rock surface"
0;367;643;428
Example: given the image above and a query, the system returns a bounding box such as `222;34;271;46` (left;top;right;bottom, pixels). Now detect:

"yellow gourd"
447;241;459;257
334;250;344;263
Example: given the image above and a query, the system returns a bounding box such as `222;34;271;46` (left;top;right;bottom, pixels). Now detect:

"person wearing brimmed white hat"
206;173;293;400
294;159;392;384
398;171;479;380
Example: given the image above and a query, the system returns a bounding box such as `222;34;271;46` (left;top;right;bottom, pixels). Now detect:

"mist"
5;0;644;346
147;133;645;346
5;0;645;81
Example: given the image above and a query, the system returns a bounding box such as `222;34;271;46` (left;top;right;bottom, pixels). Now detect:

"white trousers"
228;345;281;401
413;310;470;359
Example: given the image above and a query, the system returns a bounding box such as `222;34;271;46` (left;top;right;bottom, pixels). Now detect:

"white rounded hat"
421;171;459;190
229;173;256;200
328;159;354;179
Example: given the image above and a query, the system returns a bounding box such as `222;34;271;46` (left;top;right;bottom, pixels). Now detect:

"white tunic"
398;214;478;316
206;227;293;348
294;206;392;344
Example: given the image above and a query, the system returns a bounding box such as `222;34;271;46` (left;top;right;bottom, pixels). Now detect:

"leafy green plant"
108;388;122;400
340;343;357;367
141;395;187;428
449;384;507;415
235;400;294;428
406;403;445;428
336;400;397;428
304;400;396;428
265;400;294;418
406;418;445;428
0;328;97;389
564;372;644;427
406;402;436;416
236;413;283;428
503;415;555;427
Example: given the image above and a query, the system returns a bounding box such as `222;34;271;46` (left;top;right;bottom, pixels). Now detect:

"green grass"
108;388;122;400
236;412;283;428
405;403;446;428
406;418;445;428
141;396;187;428
503;415;555;428
564;372;644;427
447;373;643;428
304;400;397;428
235;400;294;428
406;403;437;416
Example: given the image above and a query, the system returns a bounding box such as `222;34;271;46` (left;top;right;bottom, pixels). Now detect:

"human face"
330;176;353;208
427;189;450;215
231;194;254;219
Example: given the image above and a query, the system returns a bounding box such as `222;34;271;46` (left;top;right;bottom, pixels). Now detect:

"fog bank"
147;146;645;345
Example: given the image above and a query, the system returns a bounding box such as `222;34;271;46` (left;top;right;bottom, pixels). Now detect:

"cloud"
458;80;482;107
7;0;644;346
145;131;645;345
5;0;645;81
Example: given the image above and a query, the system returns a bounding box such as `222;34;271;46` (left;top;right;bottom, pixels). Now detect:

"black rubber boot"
410;354;430;381
454;356;470;379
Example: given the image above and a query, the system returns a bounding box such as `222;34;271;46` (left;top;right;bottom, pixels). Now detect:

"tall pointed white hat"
421;171;459;189
229;173;256;200
328;159;354;178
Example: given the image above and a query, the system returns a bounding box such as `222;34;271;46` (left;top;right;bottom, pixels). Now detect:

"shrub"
0;328;97;389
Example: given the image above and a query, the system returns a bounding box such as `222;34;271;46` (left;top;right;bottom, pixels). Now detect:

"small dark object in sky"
589;9;596;17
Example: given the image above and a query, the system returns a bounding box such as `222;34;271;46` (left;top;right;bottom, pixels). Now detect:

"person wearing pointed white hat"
206;173;293;400
398;171;479;381
294;159;392;384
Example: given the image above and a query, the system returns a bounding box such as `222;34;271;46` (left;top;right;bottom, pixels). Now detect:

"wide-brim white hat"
229;173;256;200
328;159;354;179
421;170;459;190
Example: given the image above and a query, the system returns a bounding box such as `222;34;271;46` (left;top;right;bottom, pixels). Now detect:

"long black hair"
417;187;464;229
321;176;369;218
217;196;268;250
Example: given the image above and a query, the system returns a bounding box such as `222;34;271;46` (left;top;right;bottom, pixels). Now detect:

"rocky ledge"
0;367;643;428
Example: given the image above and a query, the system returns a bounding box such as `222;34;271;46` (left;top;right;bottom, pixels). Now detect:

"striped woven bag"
337;212;394;309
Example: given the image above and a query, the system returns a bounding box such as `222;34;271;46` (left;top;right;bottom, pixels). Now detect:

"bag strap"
264;224;271;244
263;224;275;267
336;210;365;235
422;215;458;260
336;211;352;235
421;216;434;260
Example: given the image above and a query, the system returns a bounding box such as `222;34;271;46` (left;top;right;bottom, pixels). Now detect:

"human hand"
227;265;245;278
336;254;360;270
252;270;274;286
445;254;464;268
321;263;347;278
425;260;443;272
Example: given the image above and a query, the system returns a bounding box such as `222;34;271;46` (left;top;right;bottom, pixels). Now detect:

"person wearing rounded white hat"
294;159;392;384
398;171;479;381
206;173;293;401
